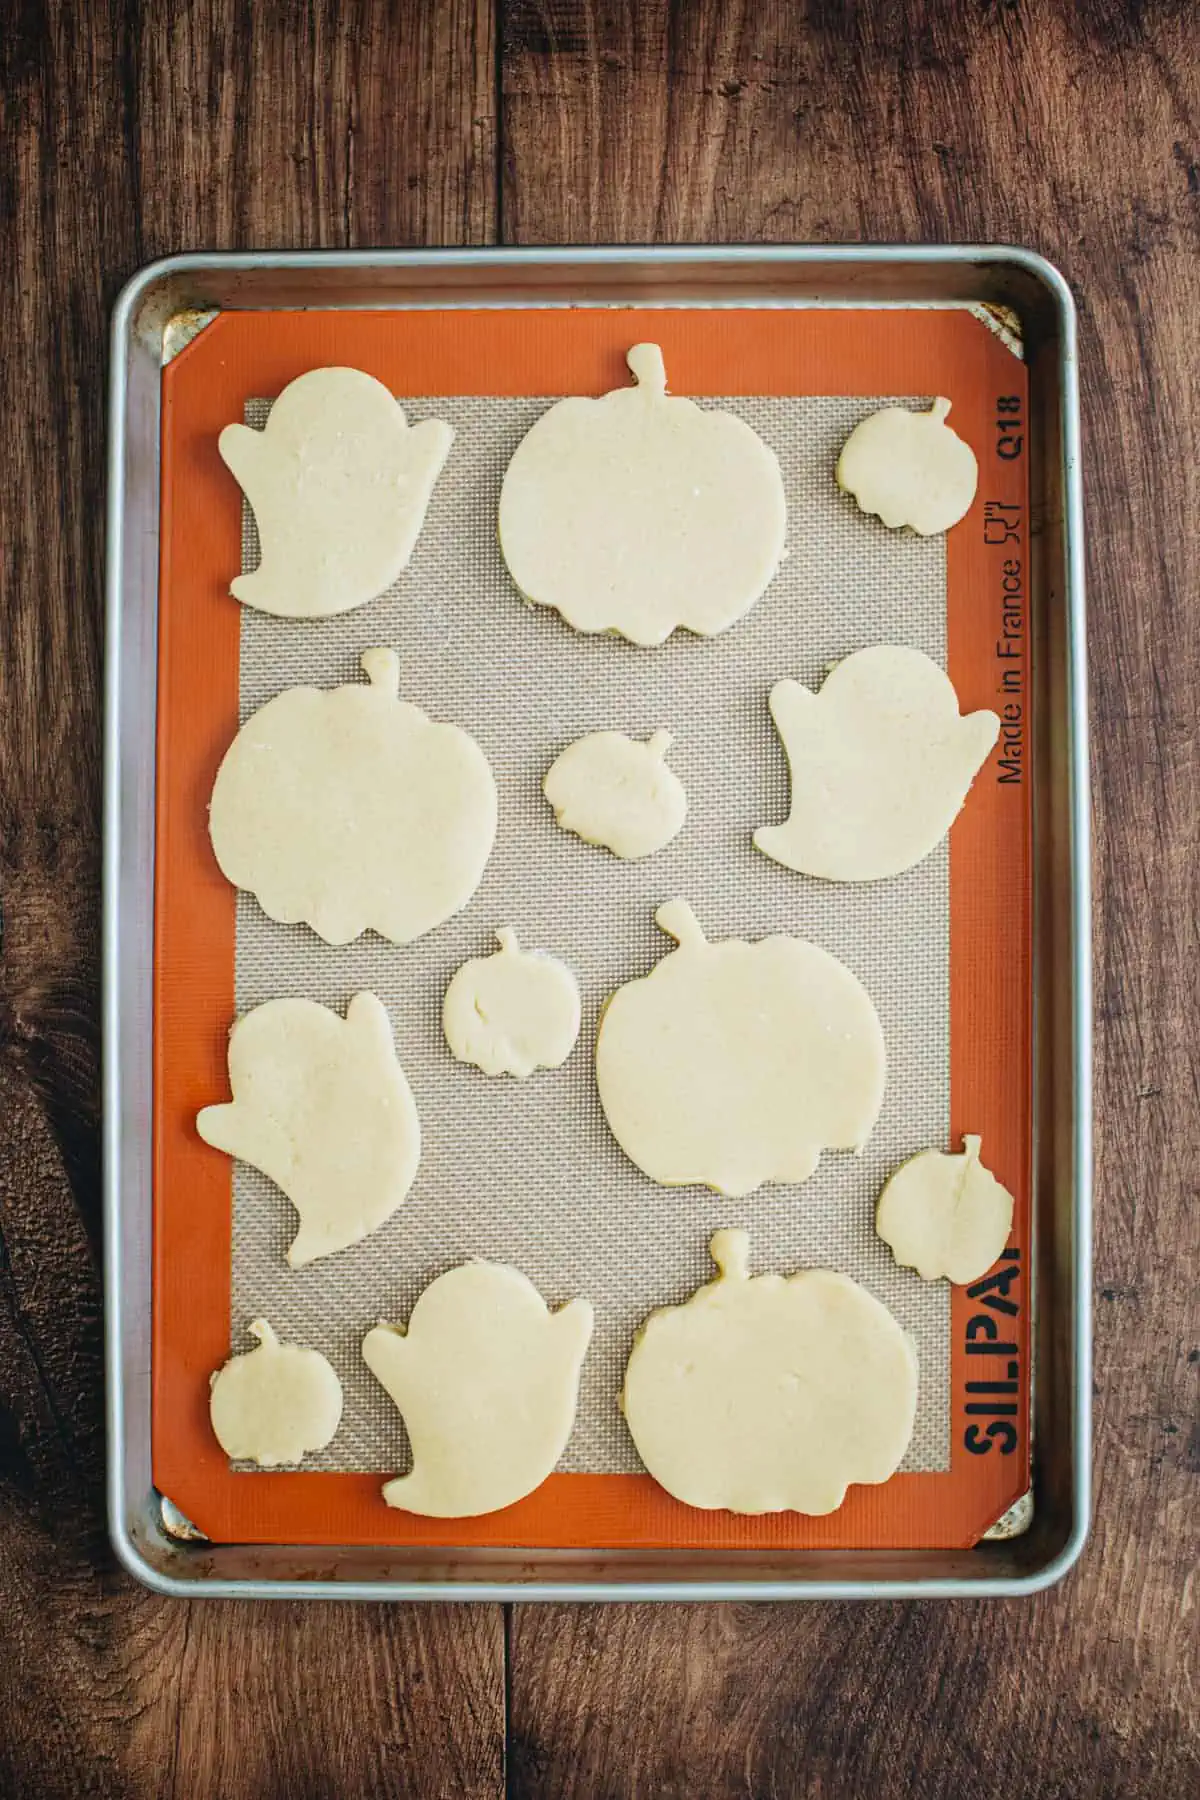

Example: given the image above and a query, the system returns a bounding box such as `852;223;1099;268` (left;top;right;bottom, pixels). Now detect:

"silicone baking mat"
153;307;1032;1550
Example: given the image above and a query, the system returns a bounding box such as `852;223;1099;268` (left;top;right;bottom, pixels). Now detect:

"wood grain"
0;4;503;1797
502;3;1200;1796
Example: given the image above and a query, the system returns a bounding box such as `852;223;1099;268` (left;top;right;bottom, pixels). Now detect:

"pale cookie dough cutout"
595;901;885;1198
197;993;421;1268
209;1319;343;1466
543;730;688;860
622;1230;918;1515
442;928;581;1079
219;366;453;617
363;1263;594;1517
754;646;1000;882
836;397;978;536
876;1135;1014;1285
498;344;787;646
208;649;497;945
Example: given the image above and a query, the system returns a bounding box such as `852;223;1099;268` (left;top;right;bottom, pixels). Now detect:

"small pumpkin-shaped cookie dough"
595;901;885;1197
543;729;687;860
876;1135;1014;1285
754;646;1000;882
498;344;787;646
442;929;581;1079
209;1320;343;1466
219;366;454;618
836;397;978;535
363;1262;594;1516
622;1231;918;1515
208;648;497;945
197;992;421;1267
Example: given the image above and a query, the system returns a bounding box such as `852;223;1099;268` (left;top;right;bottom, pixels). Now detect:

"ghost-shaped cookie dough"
595;901;885;1197
209;1319;343;1466
876;1135;1015;1285
362;1262;593;1516
498;344;787;646
836;397;978;536
543;730;687;860
208;648;497;945
622;1230;918;1515
219;366;453;617
754;646;1000;882
197;992;420;1267
443;928;581;1079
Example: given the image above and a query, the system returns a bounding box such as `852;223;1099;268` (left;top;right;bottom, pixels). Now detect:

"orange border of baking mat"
154;308;1031;1550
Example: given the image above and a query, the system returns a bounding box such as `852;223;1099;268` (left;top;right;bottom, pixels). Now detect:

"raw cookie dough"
208;648;497;945
498;344;787;646
219;366;453;617
622;1230;919;1515
595;900;885;1197
443;928;581;1079
363;1263;594;1516
836;397;978;536
543;730;687;860
209;1319;343;1466
754;646;1000;882
197;992;420;1268
876;1135;1014;1285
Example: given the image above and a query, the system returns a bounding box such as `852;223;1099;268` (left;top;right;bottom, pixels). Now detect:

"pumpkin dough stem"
248;1318;276;1348
710;1229;751;1283
360;646;401;696
654;898;706;949
646;729;674;760
930;396;953;423
495;926;520;955
626;342;667;395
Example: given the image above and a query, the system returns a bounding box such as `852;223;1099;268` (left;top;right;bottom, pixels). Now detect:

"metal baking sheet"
156;305;1031;1555
104;247;1090;1600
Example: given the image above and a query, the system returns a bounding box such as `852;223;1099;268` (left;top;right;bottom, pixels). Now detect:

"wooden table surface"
2;3;1196;1795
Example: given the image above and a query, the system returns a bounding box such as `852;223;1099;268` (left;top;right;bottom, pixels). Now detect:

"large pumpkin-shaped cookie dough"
197;992;421;1267
208;648;497;945
219;366;454;618
498;344;787;647
363;1262;594;1517
754;646;1000;882
595;901;885;1197
622;1230;918;1515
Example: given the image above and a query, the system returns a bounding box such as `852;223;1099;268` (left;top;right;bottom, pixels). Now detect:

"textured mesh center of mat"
231;393;951;1477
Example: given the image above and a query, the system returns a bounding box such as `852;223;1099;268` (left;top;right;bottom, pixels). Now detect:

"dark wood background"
1;2;1196;1794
